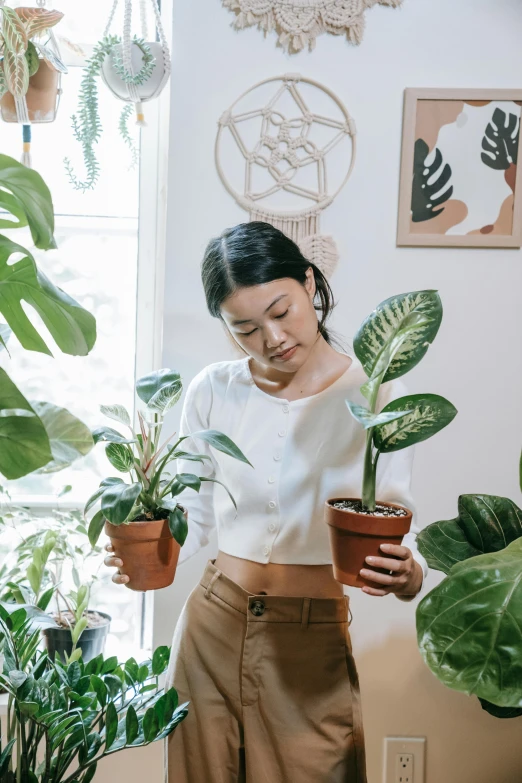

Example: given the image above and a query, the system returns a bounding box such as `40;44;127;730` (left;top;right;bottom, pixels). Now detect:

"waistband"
200;559;349;624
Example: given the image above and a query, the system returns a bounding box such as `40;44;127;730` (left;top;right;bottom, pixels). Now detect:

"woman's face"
220;268;319;371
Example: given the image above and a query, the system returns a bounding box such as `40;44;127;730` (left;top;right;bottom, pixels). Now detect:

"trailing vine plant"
64;35;155;191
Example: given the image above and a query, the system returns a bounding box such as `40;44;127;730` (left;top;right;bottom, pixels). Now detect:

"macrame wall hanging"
216;73;356;279
222;0;402;53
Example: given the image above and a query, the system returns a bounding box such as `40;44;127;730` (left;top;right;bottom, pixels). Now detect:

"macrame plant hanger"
102;0;171;127
216;74;356;279
0;0;64;165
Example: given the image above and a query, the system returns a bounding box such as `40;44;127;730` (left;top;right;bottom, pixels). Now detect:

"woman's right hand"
104;543;130;585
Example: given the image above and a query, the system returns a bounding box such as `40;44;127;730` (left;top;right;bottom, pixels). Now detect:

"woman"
106;222;427;783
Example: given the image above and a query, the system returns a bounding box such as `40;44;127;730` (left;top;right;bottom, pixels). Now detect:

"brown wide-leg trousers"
165;560;367;783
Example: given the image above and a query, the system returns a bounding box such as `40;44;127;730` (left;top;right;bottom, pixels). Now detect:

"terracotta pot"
324;498;412;588
1;61;60;123
105;514;184;592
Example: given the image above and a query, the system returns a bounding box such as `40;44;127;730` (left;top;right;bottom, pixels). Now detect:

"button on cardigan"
175;356;428;585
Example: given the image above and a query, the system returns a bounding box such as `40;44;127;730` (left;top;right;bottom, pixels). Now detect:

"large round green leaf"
418;495;522;575
101;481;142;525
373;394;457;454
31;401;94;473
354;290;442;384
417;538;522;708
136;369;182;407
0;154;55;249
0;368;52;479
0;236;96;356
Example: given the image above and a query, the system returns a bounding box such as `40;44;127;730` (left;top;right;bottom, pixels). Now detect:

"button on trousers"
165;560;367;783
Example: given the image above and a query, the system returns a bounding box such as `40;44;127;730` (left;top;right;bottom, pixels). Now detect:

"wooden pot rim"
325;497;412;536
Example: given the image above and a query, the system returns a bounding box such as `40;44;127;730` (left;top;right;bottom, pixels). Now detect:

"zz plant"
85;368;251;548
0;604;187;782
347;290;457;511
416;491;522;719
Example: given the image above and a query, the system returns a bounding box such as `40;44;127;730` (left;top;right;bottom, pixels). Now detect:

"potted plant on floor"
0;498;111;663
0;603;188;781
416;485;522;720
84;368;252;592
325;290;457;587
0;5;67;165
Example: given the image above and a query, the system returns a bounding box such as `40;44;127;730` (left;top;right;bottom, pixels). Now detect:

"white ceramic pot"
100;41;170;103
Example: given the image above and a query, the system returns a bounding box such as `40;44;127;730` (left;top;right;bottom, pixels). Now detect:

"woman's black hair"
201;221;344;350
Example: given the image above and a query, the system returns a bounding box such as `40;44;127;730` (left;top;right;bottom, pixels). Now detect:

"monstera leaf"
354;290;442;398
31;401;94;473
0;154;55;249
0;368;52;479
481;108;519;170
0;235;95;356
411;139;453;223
417;538;522;709
417;494;522;575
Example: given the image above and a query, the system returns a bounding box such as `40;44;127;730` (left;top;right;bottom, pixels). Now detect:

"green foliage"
347;291;456;511
85;368;252;546
65;36;154;192
481;108;519;170
0;605;188;781
0;156;96;480
411;139;453;223
416;489;522;718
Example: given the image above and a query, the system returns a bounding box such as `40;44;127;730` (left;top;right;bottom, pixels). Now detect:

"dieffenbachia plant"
347;290;457;511
0;604;187;782
416;493;522;719
84;368;252;548
0;155;96;480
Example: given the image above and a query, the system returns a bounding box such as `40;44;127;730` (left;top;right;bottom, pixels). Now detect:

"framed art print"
397;88;522;247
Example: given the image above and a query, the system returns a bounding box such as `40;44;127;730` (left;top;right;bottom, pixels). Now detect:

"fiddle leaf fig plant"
0;154;96;480
348;290;457;510
416;493;522;719
85;368;252;548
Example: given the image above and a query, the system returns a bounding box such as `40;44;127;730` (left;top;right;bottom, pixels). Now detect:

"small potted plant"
85;368;251;592
325;290;457;587
0;498;111;663
0;604;187;781
0;6;67;164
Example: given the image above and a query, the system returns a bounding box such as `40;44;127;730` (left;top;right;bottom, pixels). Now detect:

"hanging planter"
0;2;67;165
65;0;171;191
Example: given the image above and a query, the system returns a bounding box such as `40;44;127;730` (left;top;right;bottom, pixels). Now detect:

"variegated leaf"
147;380;183;414
354;291;443;385
100;404;132;428
373;393;457;453
105;442;134;473
33;42;68;74
15;8;64;39
3;50;29;98
1;7;28;55
346;400;413;430
0;65;7;100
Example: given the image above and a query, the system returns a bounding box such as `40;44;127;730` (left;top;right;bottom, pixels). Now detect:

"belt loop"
204;569;222;599
301;597;311;630
344;595;353;626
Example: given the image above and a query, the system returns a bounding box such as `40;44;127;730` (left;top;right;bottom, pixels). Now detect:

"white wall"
147;1;522;782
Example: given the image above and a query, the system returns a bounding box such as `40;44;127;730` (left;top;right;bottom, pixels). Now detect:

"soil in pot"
1;61;60;123
42;610;111;663
325;498;412;588
105;514;183;592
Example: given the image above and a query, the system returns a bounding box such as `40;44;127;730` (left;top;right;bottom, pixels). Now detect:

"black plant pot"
42;611;111;663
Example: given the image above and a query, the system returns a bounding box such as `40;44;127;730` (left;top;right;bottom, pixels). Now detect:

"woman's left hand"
359;544;423;597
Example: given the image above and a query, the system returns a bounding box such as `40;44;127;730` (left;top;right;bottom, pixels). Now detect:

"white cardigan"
175;356;428;584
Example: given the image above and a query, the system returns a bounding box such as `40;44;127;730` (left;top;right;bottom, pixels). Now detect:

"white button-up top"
175;355;428;581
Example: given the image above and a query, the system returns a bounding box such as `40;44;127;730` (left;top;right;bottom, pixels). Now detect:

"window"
0;1;170;657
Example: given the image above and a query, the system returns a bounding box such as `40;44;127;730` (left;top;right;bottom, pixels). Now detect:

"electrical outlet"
396;752;413;783
383;737;426;783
